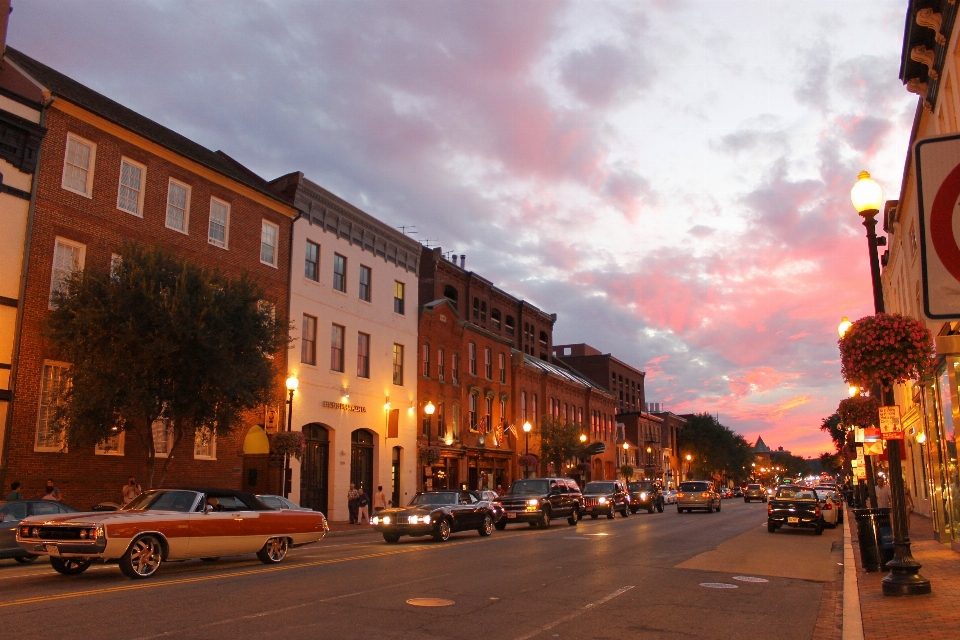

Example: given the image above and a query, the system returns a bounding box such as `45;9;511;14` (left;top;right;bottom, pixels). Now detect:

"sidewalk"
325;519;378;538
847;509;960;640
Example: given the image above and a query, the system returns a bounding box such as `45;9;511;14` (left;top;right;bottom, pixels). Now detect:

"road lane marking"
406;597;455;607
512;585;634;640
732;576;769;583
700;583;738;589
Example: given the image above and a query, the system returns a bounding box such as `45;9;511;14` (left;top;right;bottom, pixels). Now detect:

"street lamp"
580;433;587;443
283;375;299;498
850;171;929;596
838;316;853;338
522;421;532;456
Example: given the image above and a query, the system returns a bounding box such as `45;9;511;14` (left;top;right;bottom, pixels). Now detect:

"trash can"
853;508;894;572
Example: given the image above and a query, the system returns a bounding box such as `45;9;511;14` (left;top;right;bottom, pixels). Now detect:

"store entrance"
300;423;329;514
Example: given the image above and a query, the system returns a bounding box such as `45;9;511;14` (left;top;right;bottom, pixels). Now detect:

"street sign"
854;465;866;480
879;406;904;440
915;134;960;319
864;440;885;456
264;404;280;433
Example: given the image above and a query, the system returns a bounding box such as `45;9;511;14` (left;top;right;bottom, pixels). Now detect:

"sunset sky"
12;1;917;457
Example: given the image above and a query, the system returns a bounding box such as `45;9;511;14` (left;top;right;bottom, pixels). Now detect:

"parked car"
2;500;79;563
627;480;663;513
743;484;766;503
719;488;733;499
371;490;497;543
16;488;328;579
677;481;721;513
817;489;842;528
256;494;313;511
495;478;582;529
767;485;823;535
662;489;678;505
582;480;630;519
732;487;743;498
476;491;505;523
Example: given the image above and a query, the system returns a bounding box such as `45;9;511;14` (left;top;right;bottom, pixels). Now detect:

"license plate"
788;517;799;524
507;513;516;519
46;544;60;556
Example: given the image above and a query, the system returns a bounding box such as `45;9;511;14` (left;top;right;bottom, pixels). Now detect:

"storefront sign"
915;134;960;319
853;465;866;480
863;440;885;456
878;406;903;440
855;447;864;467
322;400;366;413
264;404;280;433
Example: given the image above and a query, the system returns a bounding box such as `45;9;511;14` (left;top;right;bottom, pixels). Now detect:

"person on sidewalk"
373;485;388;513
5;481;23;501
122;476;142;507
42;479;61;502
875;477;891;509
904;485;915;531
356;488;370;524
347;483;359;524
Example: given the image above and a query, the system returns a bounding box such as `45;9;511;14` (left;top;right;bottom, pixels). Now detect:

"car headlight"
527;499;539;506
409;515;418;524
639;492;648;500
371;516;380;525
382;516;391;525
598;497;607;504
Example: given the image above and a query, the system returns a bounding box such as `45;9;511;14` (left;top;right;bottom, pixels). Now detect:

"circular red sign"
929;161;960;282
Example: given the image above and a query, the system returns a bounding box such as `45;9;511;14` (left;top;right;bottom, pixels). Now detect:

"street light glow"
424;401;436;415
850;170;883;214
685;454;692;461
580;433;587;442
522;421;532;433
623;442;629;450
838;316;852;338
285;375;299;391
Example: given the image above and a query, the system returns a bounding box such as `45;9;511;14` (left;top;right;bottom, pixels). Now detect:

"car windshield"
680;482;710;492
122;490;199;512
509;480;550;495
628;482;652;491
410;492;457;506
585;482;616;493
748;484;761;490
777;488;817;499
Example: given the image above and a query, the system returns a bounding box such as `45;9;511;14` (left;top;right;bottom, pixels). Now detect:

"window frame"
359;265;372;302
165;178;191;234
260;219;280;268
484;347;492;380
207;197;231;249
301;314;318;366
49;237;86;310
468;392;478;432
422;343;431;378
95;430;125;456
61;132;96;198
394;281;406;315
194;427;217;460
452;353;460;385
393;343;404;386
152;419;174;458
437;347;445;382
35;361;70;452
305;240;320;282
499;352;506;383
330;323;346;372
468;342;477;375
333;253;347;293
357;332;371;378
116;156;147;217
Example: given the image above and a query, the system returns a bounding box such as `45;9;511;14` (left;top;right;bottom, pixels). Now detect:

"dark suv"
495;478;583;529
582;480;630;519
628;480;664;513
744;484;766;503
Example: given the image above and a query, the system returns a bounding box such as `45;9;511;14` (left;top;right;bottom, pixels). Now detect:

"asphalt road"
0;500;842;639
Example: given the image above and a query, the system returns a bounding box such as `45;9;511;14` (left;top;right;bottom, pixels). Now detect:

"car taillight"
823;503;832;510
700;492;711;498
815;507;821;517
677;492;685;499
767;503;773;514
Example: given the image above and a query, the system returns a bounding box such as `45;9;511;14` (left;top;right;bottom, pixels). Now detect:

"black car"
732;487;743;498
495;478;582;529
1;500;79;563
627;480;663;513
582;480;630;519
767;486;823;535
371;491;496;543
744;484;766;503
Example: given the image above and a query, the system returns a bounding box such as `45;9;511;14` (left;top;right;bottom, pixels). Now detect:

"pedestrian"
875;477;891;509
904;485;915;531
5;481;23;501
122;476;142;507
43;479;61;502
347;483;359;524
356;488;370;524
373;485;388;512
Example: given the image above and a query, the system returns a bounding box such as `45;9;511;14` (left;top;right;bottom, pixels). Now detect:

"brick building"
552;343;645;414
0;48;296;508
651;410;685;488
617;411;664;481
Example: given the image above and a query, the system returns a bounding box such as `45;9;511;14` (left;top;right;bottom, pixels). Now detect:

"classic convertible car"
371;490;497;542
16;488;328;579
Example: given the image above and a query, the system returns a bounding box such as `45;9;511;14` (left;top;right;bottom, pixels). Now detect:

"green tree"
537;416;584;475
47;243;288;487
820;413;845;453
678;413;754;482
770;451;811;478
818;452;841;475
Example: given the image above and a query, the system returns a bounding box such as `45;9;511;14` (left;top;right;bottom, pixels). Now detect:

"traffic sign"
915;134;960;318
879;406;904;440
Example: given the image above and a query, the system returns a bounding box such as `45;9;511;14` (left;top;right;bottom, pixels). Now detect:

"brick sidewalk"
849;510;960;640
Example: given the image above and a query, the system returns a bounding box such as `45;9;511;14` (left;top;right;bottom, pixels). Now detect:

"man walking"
43;479;61;502
373;485;388;512
122;476;142;507
347;483;359;524
356;488;370;524
5;481;23;501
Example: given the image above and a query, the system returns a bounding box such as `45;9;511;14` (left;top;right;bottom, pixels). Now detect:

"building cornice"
900;0;959;111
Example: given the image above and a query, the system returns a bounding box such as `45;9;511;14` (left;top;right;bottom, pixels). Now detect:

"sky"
9;0;918;457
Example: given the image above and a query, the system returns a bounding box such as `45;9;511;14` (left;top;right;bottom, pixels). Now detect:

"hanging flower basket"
519;454;539;469
577;462;592;474
839;313;937;388
271;431;305;460
419;446;441;466
837;395;881;429
620;464;635;480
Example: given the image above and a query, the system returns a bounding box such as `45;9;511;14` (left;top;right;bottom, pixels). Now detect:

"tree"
537;416;584;475
47;243;288;487
821;413;845;453
818;452;841;475
771;451;811;478
678;413;755;483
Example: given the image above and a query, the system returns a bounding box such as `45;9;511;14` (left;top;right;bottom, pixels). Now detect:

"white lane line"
512;585;634;640
732;576;769;583
700;583;738;589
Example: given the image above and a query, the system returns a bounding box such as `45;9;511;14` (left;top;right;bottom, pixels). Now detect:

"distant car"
767;486;823;535
256;495;313;511
582;480;630;519
2;500;79;563
719;488;733;499
627;480;663;513
371;491;497;542
744;484;766;503
732;487;743;498
662;489;678;505
677;481;721;513
817;490;842;528
495;478;582;529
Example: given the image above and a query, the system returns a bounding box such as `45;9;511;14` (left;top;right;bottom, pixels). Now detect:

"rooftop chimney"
460;255;466;269
0;1;11;55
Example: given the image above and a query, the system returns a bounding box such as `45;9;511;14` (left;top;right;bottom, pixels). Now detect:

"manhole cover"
732;576;769;583
700;583;738;589
407;598;455;607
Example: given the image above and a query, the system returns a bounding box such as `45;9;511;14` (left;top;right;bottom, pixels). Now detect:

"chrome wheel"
257;537;289;564
120;535;163;579
434;518;452;541
479;515;494;536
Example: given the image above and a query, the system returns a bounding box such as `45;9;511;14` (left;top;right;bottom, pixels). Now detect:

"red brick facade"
553;342;646;414
1;99;294;509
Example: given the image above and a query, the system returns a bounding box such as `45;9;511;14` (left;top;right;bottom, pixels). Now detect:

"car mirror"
204;505;215;514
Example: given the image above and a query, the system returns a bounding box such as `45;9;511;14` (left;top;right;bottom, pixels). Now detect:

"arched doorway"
301;424;329;514
391;446;402;508
242;425;270;494
593;457;603;480
351;429;375;501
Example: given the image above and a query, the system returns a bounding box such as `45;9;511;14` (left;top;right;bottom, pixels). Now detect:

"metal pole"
284;388;294;498
862;211;883;509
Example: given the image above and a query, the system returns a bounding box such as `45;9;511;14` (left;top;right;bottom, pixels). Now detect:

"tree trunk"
156;429;185;488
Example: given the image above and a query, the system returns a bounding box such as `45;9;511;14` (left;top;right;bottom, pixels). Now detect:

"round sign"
929;161;960;282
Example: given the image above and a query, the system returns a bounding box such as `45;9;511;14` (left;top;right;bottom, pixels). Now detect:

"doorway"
391;446;402;508
301;424;329;515
351;429;375;503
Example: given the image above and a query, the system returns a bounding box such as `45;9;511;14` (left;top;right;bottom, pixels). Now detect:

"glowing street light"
838;317;853;338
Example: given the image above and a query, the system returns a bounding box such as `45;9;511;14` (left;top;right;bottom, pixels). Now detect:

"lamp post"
283;375;298;498
850;171;930;596
424;400;436;446
685;454;692;479
522;421;532;455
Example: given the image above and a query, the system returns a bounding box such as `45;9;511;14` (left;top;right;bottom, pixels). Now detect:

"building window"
484;347;492;379
357;332;370;378
393;344;404;386
473;297;480;319
452;404;460;440
117;157;146;216
485;395;494;430
532;394;538;421
333;254;347;292
394;281;405;314
208;198;230;248
499;353;506;383
359;265;372;302
491;309;501;330
261;220;279;267
452;354;460;385
480;301;487;322
35;362;69;451
539;331;548;350
152;419;174;458
194;427;216;459
521;391;527;423
468;393;478;432
95;431;124;456
437;402;446;439
443;285;459;310
62;133;96;197
437;348;445;382
305;240;320;281
505;315;515;335
301;314;317;365
331;324;345;372
499;397;507;427
468;342;477;375
165;179;190;233
49;237;86;308
422;343;431;377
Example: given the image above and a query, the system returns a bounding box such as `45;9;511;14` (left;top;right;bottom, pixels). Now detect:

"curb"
841;508;864;640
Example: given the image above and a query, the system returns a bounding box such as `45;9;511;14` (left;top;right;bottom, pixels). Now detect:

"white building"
269;172;420;522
